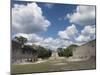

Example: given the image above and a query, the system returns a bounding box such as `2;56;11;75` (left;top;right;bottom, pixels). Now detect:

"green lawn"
11;58;96;74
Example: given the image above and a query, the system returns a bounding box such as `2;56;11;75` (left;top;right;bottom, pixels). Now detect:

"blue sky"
38;3;77;38
12;1;77;38
12;0;96;50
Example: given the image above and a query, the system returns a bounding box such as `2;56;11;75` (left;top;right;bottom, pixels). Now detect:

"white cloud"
81;25;95;36
35;37;73;50
67;5;95;25
12;3;51;34
12;3;96;49
58;24;78;40
75;34;91;42
75;25;95;43
12;33;29;39
13;33;43;43
13;33;73;50
28;34;43;43
45;3;54;9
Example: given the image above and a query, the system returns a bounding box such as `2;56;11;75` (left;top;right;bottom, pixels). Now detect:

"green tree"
37;46;52;59
15;36;27;46
57;45;78;57
57;48;65;57
64;44;78;57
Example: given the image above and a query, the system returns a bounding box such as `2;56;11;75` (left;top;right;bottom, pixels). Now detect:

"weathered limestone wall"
73;40;96;60
12;41;38;64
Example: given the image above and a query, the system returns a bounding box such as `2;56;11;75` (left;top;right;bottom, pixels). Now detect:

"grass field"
11;58;96;74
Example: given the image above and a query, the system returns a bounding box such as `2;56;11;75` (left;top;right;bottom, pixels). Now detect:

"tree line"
13;36;78;59
57;45;78;58
13;36;52;59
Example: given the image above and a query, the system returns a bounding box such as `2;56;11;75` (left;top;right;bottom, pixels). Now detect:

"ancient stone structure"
49;51;65;60
12;40;38;64
49;51;59;60
72;40;96;61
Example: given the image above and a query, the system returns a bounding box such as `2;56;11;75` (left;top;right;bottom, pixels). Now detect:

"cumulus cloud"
12;3;96;50
81;25;95;36
13;33;43;43
13;33;73;50
12;3;51;34
75;25;95;43
75;35;91;43
13;25;95;50
67;5;95;25
12;33;29;39
58;24;78;40
35;37;73;50
45;3;54;9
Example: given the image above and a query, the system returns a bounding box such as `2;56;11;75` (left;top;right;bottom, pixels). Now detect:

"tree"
64;44;78;57
57;45;78;58
64;48;73;57
37;46;52;59
14;36;27;46
22;45;37;54
57;48;65;57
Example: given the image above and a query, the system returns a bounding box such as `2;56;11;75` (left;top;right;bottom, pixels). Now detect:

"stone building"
72;40;96;61
11;40;38;64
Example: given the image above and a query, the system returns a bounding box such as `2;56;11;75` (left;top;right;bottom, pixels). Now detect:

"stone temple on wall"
49;50;65;60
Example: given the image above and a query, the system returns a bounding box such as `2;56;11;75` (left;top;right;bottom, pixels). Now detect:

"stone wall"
73;40;96;60
11;40;38;64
